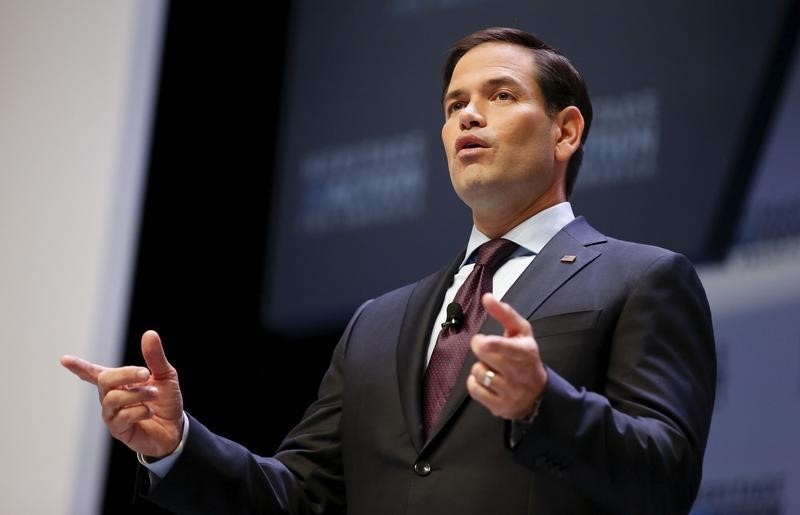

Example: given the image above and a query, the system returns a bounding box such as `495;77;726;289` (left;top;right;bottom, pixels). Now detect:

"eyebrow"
443;76;527;106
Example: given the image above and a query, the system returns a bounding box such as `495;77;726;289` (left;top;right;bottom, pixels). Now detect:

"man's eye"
449;102;465;113
495;92;512;101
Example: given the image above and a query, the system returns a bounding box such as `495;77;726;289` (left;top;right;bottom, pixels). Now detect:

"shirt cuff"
508;398;542;448
136;412;190;479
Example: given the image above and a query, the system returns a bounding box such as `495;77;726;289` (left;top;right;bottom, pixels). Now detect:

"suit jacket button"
413;461;431;476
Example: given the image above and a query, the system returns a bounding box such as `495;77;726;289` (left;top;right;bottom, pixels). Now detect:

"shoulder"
594;237;708;313
359;251;462;314
605;237;697;275
567;218;703;294
362;282;417;312
349;273;435;327
603;237;686;267
568;217;695;272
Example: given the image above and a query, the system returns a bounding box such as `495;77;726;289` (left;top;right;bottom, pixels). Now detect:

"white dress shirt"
425;202;575;365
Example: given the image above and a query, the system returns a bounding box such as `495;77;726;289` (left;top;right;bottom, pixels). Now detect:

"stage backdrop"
694;32;800;514
263;0;795;334
260;2;800;513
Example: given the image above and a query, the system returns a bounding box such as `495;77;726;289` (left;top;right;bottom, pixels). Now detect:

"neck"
473;196;565;239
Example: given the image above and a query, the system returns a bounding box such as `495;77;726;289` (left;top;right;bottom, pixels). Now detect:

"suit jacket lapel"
396;250;464;452
422;217;606;449
488;216;605;331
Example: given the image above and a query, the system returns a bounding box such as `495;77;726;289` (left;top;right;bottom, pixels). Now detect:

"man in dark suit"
62;27;716;514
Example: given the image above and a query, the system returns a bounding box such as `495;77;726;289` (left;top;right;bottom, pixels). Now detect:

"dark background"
101;2;800;513
102;4;315;513
264;0;797;333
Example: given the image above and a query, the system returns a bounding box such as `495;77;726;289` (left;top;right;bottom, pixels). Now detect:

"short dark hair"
442;27;592;198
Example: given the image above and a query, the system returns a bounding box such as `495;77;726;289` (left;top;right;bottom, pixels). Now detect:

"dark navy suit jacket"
146;217;716;514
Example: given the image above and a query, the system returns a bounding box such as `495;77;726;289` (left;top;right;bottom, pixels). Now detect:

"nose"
459;102;486;130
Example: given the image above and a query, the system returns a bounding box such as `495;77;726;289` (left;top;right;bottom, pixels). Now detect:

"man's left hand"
467;293;548;420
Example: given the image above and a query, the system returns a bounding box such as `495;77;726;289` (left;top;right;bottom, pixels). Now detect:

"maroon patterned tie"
422;238;520;438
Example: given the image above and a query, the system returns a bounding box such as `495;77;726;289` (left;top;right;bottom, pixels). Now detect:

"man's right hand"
61;330;184;459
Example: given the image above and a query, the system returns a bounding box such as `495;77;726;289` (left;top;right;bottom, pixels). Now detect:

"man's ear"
554;106;584;164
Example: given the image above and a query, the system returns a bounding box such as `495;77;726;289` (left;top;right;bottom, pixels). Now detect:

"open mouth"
455;135;489;153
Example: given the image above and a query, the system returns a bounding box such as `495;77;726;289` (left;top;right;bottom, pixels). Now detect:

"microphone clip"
441;302;464;330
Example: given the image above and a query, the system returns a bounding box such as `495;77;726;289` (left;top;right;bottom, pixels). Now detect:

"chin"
450;162;493;184
453;178;507;209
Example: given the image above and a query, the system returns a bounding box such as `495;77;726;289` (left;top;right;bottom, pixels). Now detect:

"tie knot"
474;238;519;270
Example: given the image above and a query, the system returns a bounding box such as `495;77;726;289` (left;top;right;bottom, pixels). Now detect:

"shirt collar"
461;202;576;267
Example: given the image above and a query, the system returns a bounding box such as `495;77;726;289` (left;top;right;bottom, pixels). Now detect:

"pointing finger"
60;355;108;385
141;330;174;379
482;293;532;337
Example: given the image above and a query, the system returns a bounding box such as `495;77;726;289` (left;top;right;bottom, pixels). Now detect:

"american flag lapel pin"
560;255;577;263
